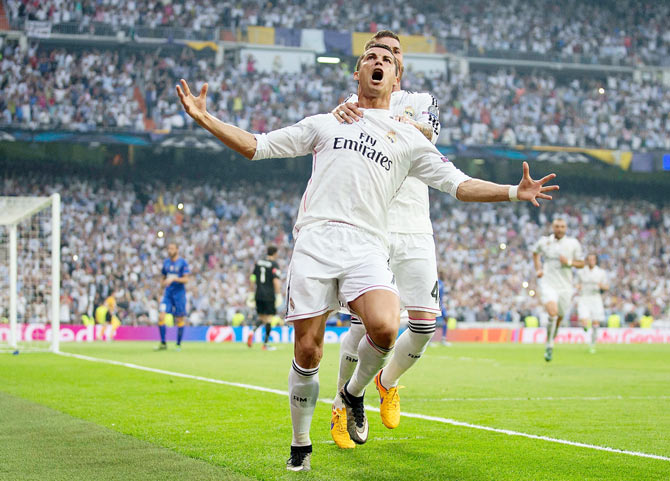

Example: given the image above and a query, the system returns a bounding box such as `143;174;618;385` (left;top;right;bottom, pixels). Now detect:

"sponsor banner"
3;325;669;344
520;328;670;344
0;324;348;343
445;328;520;343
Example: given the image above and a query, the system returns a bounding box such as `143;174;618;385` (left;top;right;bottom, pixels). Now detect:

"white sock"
380;319;435;388
288;359;319;447
337;319;366;393
591;325;597;347
547;316;558;348
346;334;393;397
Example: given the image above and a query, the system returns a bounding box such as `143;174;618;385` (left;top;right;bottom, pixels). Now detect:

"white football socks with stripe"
336;320;366;392
346;334;393;398
380;319;435;388
289;359;319;447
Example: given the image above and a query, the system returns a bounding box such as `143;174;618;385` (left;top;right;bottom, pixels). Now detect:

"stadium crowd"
1;174;668;326
5;0;670;65
2;42;669;150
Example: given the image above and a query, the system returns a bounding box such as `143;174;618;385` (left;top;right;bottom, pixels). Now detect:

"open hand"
176;79;209;123
517;162;559;207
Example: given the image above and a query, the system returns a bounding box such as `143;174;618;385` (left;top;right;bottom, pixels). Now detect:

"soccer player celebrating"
156;242;190;351
248;245;282;350
576;253;609;353
177;43;557;471
330;31;448;446
532;218;584;362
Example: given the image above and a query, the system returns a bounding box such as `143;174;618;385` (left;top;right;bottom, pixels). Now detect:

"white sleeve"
252;116;319;161
532;238;543;254
573;240;584;261
407;134;470;198
414;92;441;144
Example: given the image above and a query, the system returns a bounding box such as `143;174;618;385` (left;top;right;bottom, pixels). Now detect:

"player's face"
354;47;398;100
167;244;178;259
552;220;567;239
374;36;404;83
587;254;597;267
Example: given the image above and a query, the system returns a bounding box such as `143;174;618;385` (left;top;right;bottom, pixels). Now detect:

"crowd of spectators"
2;42;669;150
1;174;668;327
6;0;670;65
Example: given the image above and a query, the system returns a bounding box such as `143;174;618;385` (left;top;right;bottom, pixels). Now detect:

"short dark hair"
364;30;400;51
267;245;278;257
355;43;399;76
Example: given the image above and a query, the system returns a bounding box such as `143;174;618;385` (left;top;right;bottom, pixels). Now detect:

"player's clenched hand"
516;161;559;207
176;79;208;123
536;269;543;278
332;102;362;124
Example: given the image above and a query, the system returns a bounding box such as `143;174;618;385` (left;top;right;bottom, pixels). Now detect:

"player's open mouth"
371;68;384;83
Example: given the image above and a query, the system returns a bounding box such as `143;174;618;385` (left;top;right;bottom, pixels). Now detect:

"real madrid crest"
386;131;397;144
404;106;415;118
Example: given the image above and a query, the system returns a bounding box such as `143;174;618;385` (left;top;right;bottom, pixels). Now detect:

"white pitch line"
436;395;670;402
55;351;670;463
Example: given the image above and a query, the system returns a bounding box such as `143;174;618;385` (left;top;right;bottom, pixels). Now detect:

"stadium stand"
1;174;668;326
1;42;669;149
5;0;670;65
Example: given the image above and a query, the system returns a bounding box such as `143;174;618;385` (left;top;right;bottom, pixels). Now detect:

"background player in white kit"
330;30;446;448
177;43;559;472
532;218;584;362
576;253;609;353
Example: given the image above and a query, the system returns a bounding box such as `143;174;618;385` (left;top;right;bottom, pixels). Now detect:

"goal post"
0;194;60;353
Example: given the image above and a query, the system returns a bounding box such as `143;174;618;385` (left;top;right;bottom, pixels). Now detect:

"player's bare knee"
367;323;398;349
295;341;322;368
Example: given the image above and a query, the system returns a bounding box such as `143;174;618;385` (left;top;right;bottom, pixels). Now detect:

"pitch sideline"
56;350;670;463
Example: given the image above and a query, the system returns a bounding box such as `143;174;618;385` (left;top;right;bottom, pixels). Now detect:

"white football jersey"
533;234;584;291
347;90;440;234
252;109;469;244
577;265;608;298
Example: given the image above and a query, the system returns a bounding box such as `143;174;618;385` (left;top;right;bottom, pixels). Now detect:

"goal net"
0;194;61;353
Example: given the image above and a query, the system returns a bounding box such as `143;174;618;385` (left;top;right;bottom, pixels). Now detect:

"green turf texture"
0;342;668;480
0;391;251;480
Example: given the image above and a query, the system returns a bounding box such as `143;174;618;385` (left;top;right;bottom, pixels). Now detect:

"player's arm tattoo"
414;121;434;141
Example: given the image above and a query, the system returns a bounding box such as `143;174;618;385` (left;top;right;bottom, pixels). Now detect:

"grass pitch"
0;341;669;480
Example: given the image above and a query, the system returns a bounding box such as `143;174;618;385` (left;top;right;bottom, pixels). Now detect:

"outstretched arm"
176;79;257;159
456;162;558;206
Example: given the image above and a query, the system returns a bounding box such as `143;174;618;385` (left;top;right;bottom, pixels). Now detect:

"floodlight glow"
317;56;341;64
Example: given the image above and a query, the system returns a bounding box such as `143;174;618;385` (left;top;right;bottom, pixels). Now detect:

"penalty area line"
56;350;670;463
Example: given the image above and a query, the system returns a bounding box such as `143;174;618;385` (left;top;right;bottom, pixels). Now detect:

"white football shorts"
285;222;398;323
577;296;605;322
539;281;573;318
388;232;440;314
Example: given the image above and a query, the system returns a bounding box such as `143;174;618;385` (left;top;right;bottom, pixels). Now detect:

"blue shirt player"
156;242;190;351
435;271;451;346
